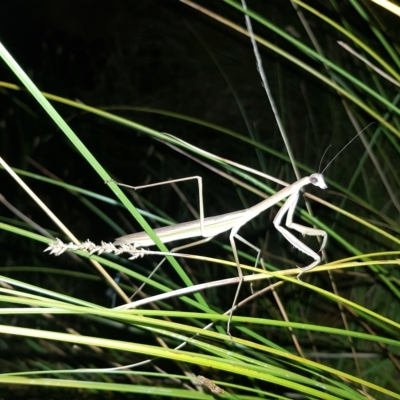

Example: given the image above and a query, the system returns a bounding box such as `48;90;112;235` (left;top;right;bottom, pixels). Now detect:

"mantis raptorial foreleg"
273;191;327;280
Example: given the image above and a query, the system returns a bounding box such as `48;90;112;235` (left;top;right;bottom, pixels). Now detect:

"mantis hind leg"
108;175;209;299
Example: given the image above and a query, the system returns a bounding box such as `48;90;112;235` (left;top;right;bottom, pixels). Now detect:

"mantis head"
309;173;327;189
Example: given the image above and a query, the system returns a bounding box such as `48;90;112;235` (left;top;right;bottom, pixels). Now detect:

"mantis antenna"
320;122;375;174
318;145;332;174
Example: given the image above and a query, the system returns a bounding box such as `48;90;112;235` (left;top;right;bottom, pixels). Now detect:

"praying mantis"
112;173;326;334
109;128;369;335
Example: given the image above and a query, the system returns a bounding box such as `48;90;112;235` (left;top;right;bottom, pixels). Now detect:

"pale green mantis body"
112;172;328;334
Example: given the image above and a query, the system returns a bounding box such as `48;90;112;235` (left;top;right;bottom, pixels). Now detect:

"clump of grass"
0;1;399;398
